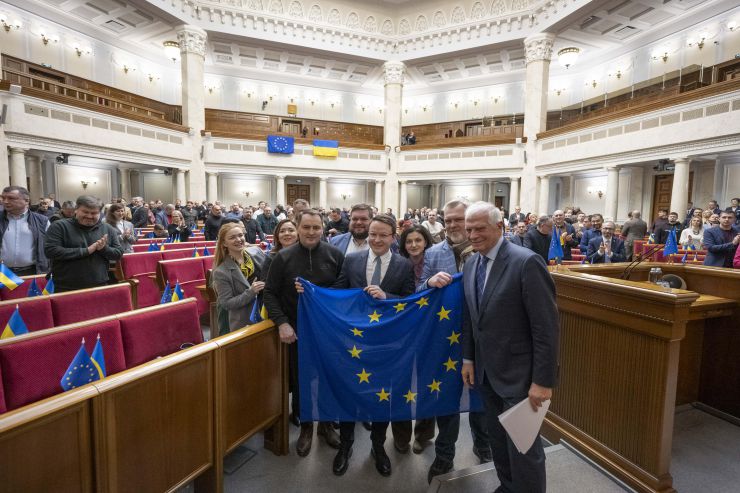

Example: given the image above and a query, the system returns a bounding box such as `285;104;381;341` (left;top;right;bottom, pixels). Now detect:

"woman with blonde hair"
167;209;192;242
212;223;266;333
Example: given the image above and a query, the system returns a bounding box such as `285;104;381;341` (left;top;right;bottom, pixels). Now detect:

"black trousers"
339;421;389;447
390;418;435;444
11;265;37;277
478;375;546;493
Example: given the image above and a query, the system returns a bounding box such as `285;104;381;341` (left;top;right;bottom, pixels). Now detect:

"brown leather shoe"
296;423;314;457
317;422;341;449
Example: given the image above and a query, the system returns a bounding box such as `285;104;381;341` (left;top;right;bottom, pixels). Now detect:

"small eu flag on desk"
267;135;295;154
297;274;481;422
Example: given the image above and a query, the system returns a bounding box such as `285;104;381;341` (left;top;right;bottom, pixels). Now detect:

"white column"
206;172;218;203
670;157;691;216
176;169;187;203
509;177;520;213
605;166;620;221
9;147;27;188
434;183;441;209
177;25;208;201
399;180;408;216
712;157;726;206
119;167;132;200
538;175;550;215
521;33;555;215
26;155;43;200
276;175;285;206
382;61;405;217
374;180;383;210
0;128;10;190
319;178;327;209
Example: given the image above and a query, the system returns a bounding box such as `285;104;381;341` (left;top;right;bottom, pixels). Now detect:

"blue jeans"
434;411;490;464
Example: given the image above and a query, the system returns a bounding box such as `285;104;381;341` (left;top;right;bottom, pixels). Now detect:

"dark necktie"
476;255;489;307
371;256;382;285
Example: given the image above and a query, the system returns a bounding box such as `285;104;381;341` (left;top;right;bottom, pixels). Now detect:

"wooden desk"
544;263;740;493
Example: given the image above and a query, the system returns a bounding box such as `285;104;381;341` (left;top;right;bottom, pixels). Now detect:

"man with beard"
579;214;603;254
180;200;198;229
420;199;492;483
204;205;224;241
330;204;373;255
551;210;578;260
241;208;265;244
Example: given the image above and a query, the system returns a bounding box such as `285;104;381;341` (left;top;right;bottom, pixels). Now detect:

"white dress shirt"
366;249;392;286
346;237;369;255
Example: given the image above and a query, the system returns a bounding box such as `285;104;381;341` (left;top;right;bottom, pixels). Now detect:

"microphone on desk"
619;243;664;280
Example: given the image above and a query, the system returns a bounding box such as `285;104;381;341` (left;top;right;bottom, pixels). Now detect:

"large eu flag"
267;135;295;154
297;274;481;422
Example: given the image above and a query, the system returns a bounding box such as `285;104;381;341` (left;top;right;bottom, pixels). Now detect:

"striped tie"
476;255;489;308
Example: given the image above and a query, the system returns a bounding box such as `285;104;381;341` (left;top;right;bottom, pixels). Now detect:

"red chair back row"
156;257;215;317
0;283;134;334
0;299;202;413
0;274;49;301
130;241;215;253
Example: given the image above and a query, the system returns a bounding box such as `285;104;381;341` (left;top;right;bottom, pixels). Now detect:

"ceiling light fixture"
557;47;580;69
163;40;179;62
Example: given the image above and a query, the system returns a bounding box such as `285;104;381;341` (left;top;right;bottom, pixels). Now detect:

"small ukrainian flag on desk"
0;263;24;291
313;139;339;157
1;305;29;339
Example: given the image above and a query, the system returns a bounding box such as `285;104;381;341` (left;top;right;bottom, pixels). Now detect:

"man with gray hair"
461;201;558;493
422;199;492;483
131;196;149;228
155;204;175;227
523;215;554;263
45;195;123;292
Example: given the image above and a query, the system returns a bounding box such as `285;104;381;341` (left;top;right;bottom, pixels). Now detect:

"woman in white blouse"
679;216;704;250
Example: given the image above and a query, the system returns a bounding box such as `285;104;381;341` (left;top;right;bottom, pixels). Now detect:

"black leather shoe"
332;446;353;476
371;444;392;476
317;422;340;449
296;423;313;457
289;413;300;427
473;447;493;464
362;421;372;431
393;439;410;454
427;457;453;484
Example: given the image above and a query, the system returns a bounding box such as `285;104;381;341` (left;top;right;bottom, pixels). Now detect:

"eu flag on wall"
267;135;295;154
297;274;481;422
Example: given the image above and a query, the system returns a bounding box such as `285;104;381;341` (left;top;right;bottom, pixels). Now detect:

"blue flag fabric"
160;283;172;304
297;274;482;422
267;135;295;154
42;277;54;295
27;279;42;297
664;228;679;257
60;339;100;391
547;232;564;263
1;306;29;339
0;263;24;290
91;336;106;379
203;246;210;256
148;242;158;252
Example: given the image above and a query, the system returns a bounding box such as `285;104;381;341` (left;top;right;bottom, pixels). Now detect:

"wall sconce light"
554;88;565;96
122;65;135;74
147;73;160;83
0;14;22;32
309;99;316;106
378;108;383;114
422;106;428;112
361;106;366;112
261;100;268;110
587;186;604;199
163;40;179;62
728;21;737;32
244;191;253;198
587;79;598;88
73;44;92;57
471;99;479;106
687;32;708;49
80;177;97;189
40;32;59;45
340;193;352;201
652;51;669;63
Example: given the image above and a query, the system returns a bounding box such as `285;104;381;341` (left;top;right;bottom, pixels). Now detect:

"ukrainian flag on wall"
313;139;339;157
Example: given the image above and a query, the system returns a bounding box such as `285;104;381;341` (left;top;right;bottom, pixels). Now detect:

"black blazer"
333;250;415;298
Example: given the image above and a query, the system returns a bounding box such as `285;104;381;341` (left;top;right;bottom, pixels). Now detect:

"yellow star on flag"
427;379;442;393
393;302;407;313
351;327;363;337
356;368;371;383
404;390;417;403
368;310;382;323
348;345;362;359
443;357;458;372
376;388;390;402
437;306;451;321
446;330;460;345
415;297;429;308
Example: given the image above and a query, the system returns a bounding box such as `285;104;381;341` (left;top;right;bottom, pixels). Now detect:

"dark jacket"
256;214;278;235
167;224;192;242
263;241;344;328
44;218;123;291
333;250;415;298
523;228;551;263
180;207;198;229
552;222;578;260
204;215;223;241
703;225;740;267
657;222;684;245
241;218;264;244
587;236;626;263
212;247;267;330
131;206;149;228
0;209;50;273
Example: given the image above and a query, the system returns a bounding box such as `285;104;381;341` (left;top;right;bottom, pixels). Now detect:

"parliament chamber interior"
0;0;739;492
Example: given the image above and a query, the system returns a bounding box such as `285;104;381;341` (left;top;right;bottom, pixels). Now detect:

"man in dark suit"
587;221;626;263
508;206;526;227
131;196;149;228
240;208;264;244
552;210;578;260
331;214;415;478
523;215;552;263
509;221;527;247
703;210;740;267
461;201;559;493
579;213;603;254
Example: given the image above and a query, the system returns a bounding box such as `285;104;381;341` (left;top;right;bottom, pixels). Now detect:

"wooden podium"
544;263;739;493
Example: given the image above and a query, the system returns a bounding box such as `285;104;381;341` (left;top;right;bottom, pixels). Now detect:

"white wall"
221;175;274;207
442;183;483;204
141;172;174;203
572;174;607;216
55;164;112;203
327;181;368;209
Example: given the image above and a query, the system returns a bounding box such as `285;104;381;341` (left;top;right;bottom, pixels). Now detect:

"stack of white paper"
498;398;551;454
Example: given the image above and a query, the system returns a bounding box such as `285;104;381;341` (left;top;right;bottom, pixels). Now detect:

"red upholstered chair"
50;284;133;326
120;251;163;307
0;318;126;411
0;298;54;332
201;256;214;272
158;258;208;316
0;275;48;301
0;365;6;414
162;249;195;261
118;299;203;368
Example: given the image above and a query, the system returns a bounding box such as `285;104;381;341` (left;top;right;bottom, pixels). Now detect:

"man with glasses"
587;221;626;263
